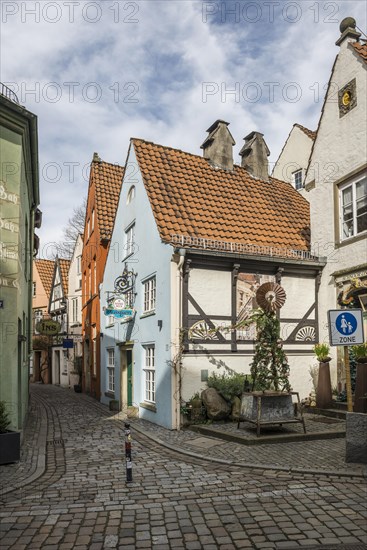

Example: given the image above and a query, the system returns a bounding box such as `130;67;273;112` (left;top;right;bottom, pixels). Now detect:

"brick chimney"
336;17;361;48
201;120;235;171
239;131;270;181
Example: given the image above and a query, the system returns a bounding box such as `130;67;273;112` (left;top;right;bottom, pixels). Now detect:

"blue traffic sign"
328;309;364;346
335;312;357;336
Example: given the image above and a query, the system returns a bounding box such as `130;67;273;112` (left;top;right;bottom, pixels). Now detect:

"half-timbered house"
100;120;326;429
48;257;70;386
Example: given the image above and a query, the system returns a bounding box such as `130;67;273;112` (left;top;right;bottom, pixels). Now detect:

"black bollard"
124;423;133;483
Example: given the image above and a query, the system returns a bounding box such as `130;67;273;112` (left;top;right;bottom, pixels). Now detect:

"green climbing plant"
250;309;291;392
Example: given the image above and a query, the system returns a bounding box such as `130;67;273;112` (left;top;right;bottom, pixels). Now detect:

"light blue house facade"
100;145;175;429
101;122;325;430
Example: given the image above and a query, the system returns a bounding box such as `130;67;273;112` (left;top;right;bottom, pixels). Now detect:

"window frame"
339;174;367;242
292;169;303;190
143;345;155;403
72;297;78;324
107;348;115;393
92;326;97;377
127;185;136;204
125;223;135;258
143;276;156;314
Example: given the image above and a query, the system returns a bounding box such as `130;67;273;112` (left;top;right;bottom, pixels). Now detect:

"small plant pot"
316;361;332;409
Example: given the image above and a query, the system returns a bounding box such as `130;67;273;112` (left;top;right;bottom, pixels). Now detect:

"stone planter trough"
238;391;306;437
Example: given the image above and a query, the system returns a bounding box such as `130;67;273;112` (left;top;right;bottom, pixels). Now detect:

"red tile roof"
59;259;71;296
132;139;310;254
294;124;317;141
351;41;367;63
91;159;124;240
34;259;54;298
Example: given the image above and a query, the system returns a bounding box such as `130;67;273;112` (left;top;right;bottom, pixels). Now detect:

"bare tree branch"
56;198;87;258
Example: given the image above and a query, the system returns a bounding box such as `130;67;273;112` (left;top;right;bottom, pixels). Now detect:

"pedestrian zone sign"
328;309;365;346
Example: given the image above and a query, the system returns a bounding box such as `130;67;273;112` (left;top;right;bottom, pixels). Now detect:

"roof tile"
34;259;54;298
351;41;367;63
91;160;124;240
132;139;310;253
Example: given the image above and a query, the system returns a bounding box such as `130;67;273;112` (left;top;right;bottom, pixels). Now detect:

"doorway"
84;340;90;393
54;350;60;385
120;347;133;410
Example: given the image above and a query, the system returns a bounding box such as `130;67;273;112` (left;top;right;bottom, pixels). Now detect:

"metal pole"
344;346;353;412
124;422;133;483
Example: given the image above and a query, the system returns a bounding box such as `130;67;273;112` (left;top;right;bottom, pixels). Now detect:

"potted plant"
314;343;332;409
0;401;20;465
352;343;367;413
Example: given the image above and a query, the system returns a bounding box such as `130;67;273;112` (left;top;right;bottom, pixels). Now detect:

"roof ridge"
94;159;124;168
293;123;317;139
132;137;272;179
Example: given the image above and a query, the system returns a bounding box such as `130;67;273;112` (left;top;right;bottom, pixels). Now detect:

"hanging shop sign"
113;297;126;310
105;307;135;319
35;319;61;336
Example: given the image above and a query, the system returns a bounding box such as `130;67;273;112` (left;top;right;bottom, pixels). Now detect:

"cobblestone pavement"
0;385;366;550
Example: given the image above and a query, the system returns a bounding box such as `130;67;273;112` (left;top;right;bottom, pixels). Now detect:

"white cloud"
1;0;365;252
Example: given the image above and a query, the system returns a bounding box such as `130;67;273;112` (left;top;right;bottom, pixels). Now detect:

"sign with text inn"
328;309;364;346
36;320;61;336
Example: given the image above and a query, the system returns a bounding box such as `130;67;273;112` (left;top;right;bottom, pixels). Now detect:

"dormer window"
127;186;136;204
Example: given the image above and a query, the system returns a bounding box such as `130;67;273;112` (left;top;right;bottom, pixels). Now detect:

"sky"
1;0;366;257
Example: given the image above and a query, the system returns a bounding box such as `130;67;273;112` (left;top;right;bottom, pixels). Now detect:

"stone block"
345;412;367;463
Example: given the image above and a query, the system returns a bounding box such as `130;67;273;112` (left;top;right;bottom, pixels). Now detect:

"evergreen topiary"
0;401;11;434
250;309;291;392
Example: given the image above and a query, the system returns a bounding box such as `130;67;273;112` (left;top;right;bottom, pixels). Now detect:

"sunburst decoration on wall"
295;326;316;342
256;282;286;313
189;320;219;340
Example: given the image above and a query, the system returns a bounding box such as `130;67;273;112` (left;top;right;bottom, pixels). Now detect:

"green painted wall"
0;121;34;430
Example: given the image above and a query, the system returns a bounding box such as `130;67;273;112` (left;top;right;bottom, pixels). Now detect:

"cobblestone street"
0;385;366;550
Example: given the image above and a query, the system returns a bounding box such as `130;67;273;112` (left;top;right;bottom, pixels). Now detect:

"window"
125;223;135;257
83;272;87;304
107;348;115;392
77;255;81;275
340;176;367;240
144;346;155;403
34;309;43;322
34;309;43;333
72;298;78;323
88;265;92;298
108;315;115;325
292;169;303;190
127;186;135;204
93;259;97;295
87;218;90;240
125;289;134;308
92;326;97;376
143;277;156;313
91;209;95;232
32;282;36;297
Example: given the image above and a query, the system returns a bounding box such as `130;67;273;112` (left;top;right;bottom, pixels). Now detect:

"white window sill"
140;401;156;413
140;311;156;319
